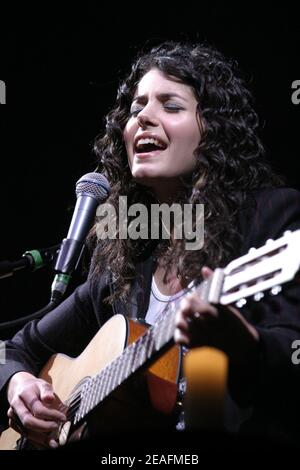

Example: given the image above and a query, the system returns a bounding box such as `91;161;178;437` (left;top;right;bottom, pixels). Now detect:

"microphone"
51;172;110;302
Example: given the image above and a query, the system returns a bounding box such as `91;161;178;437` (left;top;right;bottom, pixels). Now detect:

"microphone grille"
75;172;110;202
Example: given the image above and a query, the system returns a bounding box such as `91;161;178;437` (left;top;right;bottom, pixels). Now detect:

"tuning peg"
235;298;247;308
284;230;291;236
266;238;274;244
248;247;256;254
270;285;282;295
254;292;264;301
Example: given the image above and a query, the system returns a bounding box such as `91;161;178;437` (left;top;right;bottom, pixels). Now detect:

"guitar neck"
72;229;300;427
74;278;211;425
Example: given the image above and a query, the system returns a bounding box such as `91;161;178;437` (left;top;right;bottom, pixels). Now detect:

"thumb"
201;266;213;279
39;382;55;404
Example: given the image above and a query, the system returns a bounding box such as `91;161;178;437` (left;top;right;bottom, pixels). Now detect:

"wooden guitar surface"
0;314;180;450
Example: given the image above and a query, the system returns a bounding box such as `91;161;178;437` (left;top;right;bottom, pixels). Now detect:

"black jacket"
1;187;300;444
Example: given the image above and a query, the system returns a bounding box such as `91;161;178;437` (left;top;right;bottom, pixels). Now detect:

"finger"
8;407;29;436
19;381;66;422
49;438;59;449
24;429;59;449
39;381;68;416
178;295;218;320
174;328;190;345
175;317;190;334
11;397;60;433
9;416;25;435
29;397;66;423
201;266;214;279
39;381;56;403
7;406;14;419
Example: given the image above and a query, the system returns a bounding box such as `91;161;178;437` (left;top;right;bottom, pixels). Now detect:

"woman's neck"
149;178;184;204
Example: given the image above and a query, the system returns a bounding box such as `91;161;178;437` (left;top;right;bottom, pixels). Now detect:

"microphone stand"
0;245;60;279
0;244;66;330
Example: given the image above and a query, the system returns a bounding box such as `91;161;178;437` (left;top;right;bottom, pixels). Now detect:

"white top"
144;275;245;433
145;276;194;325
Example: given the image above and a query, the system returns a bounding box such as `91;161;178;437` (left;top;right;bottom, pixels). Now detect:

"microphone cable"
0;300;60;330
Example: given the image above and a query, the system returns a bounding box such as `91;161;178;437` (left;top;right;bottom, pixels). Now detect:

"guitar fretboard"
74;278;211;425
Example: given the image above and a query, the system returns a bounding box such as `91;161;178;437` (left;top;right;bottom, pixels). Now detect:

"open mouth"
134;137;167;155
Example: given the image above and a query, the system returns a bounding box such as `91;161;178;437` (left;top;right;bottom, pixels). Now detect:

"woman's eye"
164;104;182;112
129;103;183;117
129;107;142;117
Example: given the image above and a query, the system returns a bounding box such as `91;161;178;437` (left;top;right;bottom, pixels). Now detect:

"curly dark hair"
88;40;283;307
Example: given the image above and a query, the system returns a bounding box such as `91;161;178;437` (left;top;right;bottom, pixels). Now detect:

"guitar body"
0;314;181;450
3;228;297;450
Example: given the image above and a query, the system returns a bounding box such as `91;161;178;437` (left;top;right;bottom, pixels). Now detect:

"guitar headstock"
220;229;300;306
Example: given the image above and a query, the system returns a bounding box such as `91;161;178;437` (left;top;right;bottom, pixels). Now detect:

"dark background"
0;5;299;338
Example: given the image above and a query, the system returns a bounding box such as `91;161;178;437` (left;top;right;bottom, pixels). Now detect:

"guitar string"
58;302;184;422
58;329;159;421
70;334;151;420
55;280;206;423
55;342;140;420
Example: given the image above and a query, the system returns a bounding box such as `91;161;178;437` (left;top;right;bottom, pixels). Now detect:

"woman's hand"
7;371;66;448
174;267;260;364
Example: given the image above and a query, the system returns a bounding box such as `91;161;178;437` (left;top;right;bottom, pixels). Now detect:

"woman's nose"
137;104;159;128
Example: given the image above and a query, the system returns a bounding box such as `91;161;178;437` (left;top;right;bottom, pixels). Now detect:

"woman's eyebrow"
132;92;189;103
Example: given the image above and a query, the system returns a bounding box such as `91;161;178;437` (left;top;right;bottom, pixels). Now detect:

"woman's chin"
131;171;159;186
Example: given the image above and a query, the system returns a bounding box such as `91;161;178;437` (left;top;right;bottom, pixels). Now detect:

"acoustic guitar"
1;229;299;450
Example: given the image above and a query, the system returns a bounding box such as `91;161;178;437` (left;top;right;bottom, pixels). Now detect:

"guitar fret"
84;382;92;416
113;356;123;388
108;365;117;392
131;339;141;373
75;380;90;423
75;310;179;425
164;307;175;343
145;328;155;359
153;323;162;351
84;378;96;416
80;381;91;418
154;323;163;351
60;229;300;430
89;377;97;412
98;369;108;403
122;343;135;380
136;334;148;366
110;356;122;390
94;365;107;405
92;373;102;410
157;314;171;349
93;374;102;408
135;337;144;369
75;277;218;426
198;278;211;302
106;365;115;396
118;351;131;385
100;363;113;401
118;348;129;382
